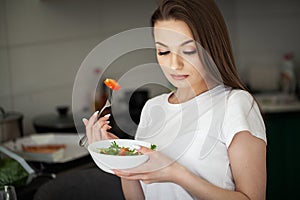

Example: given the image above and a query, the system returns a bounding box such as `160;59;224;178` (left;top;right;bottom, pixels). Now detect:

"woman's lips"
170;74;189;80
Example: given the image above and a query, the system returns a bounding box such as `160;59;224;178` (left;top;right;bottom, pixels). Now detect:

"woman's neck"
169;85;209;104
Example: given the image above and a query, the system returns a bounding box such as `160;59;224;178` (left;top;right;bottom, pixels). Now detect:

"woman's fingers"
107;132;119;139
93;115;110;140
82;118;93;144
136;146;154;155
94;123;110;140
83;112;111;144
82;118;88;126
88;111;99;125
86;111;99;143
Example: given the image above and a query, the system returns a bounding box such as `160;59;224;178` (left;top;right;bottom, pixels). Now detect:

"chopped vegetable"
104;78;121;91
150;144;157;150
97;141;157;156
98;141;141;156
0;157;29;187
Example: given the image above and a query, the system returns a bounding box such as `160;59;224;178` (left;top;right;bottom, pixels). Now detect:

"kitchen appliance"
32;106;76;133
0;107;24;143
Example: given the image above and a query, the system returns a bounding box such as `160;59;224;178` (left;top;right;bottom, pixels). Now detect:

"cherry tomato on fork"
104;78;121;91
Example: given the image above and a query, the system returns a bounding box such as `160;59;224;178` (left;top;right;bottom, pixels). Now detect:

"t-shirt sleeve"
221;91;267;148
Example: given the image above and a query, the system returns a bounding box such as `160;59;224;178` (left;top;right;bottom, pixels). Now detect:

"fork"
79;97;112;147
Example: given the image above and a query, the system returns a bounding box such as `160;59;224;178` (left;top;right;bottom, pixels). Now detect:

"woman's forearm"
173;164;250;200
121;178;145;200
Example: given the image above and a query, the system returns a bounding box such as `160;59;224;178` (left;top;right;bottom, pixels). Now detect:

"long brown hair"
151;0;247;91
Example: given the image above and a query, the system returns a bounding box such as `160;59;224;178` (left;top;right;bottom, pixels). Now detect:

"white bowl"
88;139;150;172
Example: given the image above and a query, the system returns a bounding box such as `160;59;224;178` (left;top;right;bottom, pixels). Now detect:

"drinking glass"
0;186;17;200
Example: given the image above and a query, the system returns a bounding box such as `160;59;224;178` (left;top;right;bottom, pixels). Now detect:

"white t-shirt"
135;85;267;200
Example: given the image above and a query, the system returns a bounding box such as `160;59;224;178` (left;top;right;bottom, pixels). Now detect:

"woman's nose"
170;52;183;70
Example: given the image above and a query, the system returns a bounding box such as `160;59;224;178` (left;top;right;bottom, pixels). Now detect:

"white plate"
3;133;89;163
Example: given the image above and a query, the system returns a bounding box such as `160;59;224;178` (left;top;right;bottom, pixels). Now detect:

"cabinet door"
264;112;300;200
284;114;300;197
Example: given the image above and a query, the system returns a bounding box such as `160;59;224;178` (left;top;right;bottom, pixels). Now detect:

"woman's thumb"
133;145;153;154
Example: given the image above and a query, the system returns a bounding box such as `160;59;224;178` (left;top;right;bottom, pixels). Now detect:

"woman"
83;0;267;199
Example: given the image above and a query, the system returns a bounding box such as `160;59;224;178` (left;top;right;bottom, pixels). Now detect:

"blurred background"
0;0;299;134
0;0;300;199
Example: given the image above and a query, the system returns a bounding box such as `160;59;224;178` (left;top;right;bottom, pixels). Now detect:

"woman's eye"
183;50;197;55
158;51;170;56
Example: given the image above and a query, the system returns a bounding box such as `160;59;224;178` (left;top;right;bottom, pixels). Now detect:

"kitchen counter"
254;93;300;114
259;101;300;113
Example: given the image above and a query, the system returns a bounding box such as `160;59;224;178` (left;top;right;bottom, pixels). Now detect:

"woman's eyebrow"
155;39;194;47
180;39;194;46
155;42;168;47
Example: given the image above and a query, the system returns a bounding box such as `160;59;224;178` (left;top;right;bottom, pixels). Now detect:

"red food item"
22;144;66;154
104;78;121;91
118;147;129;156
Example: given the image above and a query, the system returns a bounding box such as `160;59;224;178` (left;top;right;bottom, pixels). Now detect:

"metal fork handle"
78;99;111;147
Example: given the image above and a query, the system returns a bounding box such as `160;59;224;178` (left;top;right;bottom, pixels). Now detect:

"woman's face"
153;19;207;92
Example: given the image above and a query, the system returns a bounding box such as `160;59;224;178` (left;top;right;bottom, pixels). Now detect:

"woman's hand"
82;111;118;144
113;146;184;184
